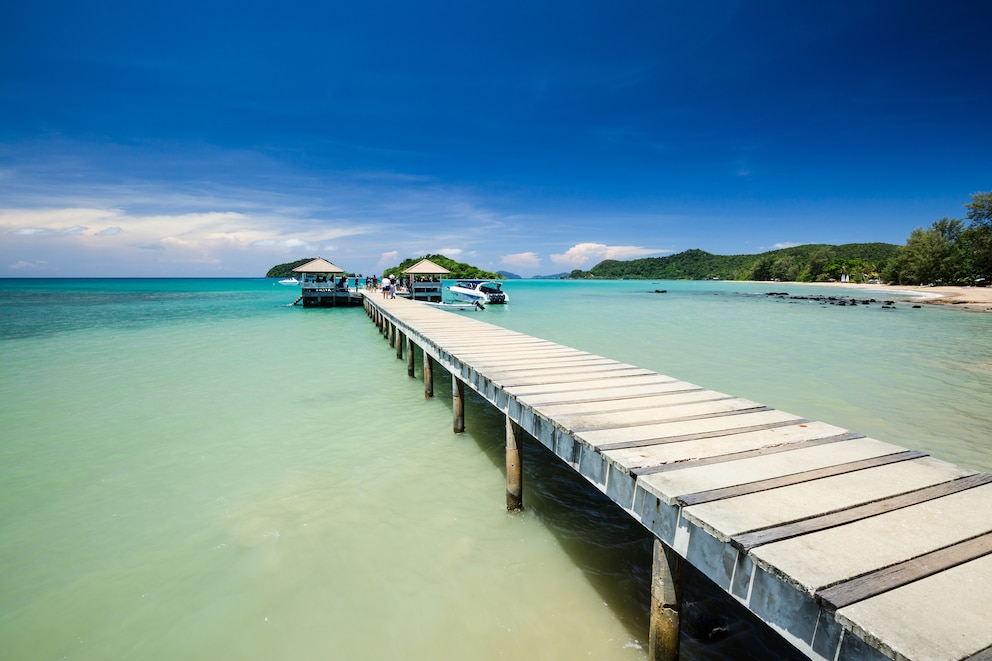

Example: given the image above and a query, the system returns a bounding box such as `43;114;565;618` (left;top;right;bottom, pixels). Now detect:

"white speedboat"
279;277;301;285
447;280;508;304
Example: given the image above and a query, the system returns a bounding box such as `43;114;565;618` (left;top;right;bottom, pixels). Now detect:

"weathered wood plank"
684;456;979;541
569;401;770;433
835;552;992;661
494;367;659;388
527;386;709;413
733;472;992;551
964;644;992;661
678;450;928;506
638;437;908;507
603;420;851;471
514;379;689;405
631;432;863;476
589;412;808;451
750;483;992;595
507;373;679;397
817;531;992;611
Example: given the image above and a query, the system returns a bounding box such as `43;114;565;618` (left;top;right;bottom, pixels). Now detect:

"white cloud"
772;242;800;249
95;227;123;236
549;242;669;268
378;250;399;267
9;228;56;236
252;238;318;250
8;260;45;270
437;247;463;257
501;251;541;269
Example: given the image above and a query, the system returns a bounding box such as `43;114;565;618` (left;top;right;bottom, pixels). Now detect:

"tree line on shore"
570;191;991;285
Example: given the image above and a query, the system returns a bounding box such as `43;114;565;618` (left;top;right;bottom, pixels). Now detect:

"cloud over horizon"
501;251;541;271
549;243;670;269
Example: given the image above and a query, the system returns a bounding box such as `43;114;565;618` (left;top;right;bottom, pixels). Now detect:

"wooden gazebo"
292;258;359;307
403;258;450;302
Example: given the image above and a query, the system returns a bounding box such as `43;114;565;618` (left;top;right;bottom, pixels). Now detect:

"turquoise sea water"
1;278;990;660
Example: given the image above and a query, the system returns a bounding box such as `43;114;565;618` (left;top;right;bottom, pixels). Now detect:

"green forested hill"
377;254;499;280
265;258;316;278
571;243;900;282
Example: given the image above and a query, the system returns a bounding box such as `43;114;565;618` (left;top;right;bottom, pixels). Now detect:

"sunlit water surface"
1;278;989;660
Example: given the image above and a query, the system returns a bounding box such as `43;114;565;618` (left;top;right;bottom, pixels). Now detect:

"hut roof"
403;258;451;275
292;257;345;274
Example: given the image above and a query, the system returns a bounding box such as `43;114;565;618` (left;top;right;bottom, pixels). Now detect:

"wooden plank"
494;367;658;388
750;482;992;597
515;380;690;405
965;644;992;661
631;432;864;476
540;391;731;418
604;420;852;471
592;416;811;452
677;450;928;506
733;472;992;551
684;456;979;540
507;373;679;397
482;361;642;381
817;531;992;611
570;402;769;432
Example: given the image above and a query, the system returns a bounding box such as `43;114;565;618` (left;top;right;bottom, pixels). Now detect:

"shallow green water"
1;278;989;660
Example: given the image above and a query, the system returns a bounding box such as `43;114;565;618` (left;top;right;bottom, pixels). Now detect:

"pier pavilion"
403;258;450;303
292;257;363;307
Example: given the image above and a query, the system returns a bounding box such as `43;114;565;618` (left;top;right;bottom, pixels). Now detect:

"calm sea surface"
2;278;990;660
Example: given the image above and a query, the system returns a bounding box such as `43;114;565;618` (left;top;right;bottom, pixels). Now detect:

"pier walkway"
362;295;992;661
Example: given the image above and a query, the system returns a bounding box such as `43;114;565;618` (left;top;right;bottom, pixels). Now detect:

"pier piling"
453;376;465;433
649;540;683;661
424;354;434;398
505;417;524;511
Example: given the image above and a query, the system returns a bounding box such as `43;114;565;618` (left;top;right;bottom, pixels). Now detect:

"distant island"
265;245;899;284
568;243;900;283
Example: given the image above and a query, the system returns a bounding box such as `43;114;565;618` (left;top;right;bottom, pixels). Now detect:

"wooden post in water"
452;376;465;433
649;539;683;661
424;354;434;398
396;330;403;359
389;323;396;348
407;337;416;377
505;417;523;511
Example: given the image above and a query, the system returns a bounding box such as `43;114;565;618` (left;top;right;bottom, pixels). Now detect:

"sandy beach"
803;281;992;311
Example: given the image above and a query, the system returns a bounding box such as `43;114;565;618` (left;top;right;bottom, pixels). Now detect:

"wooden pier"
363;294;992;661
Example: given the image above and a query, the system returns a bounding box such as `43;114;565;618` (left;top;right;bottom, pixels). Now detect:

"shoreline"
800;281;992;312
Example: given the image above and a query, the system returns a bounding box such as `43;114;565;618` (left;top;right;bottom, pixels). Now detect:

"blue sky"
2;0;990;277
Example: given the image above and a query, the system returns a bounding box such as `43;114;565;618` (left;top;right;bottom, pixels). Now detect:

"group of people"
355;274;413;298
380;274;406;299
